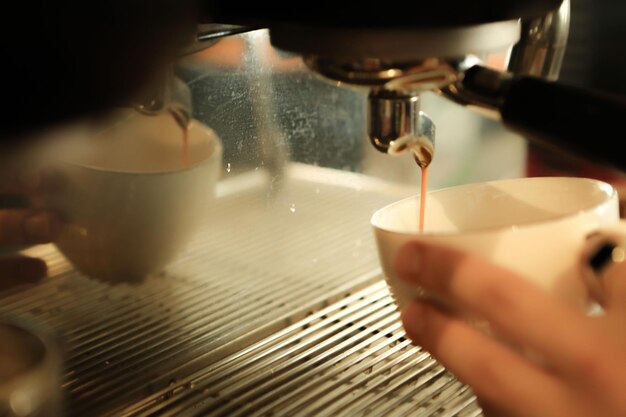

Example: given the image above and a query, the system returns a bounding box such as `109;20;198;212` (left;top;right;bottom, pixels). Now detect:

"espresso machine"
5;0;625;169
1;1;626;416
63;0;622;172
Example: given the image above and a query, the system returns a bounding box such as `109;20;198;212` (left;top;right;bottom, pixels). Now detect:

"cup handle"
0;193;32;255
580;219;626;315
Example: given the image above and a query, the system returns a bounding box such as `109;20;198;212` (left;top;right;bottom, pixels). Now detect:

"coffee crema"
419;166;428;233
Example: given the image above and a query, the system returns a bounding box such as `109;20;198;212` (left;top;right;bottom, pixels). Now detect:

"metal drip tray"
0;164;480;416
120;282;479;417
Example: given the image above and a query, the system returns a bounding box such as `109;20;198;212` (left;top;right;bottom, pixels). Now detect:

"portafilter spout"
269;0;617;170
304;57;457;168
130;68;193;135
296;18;520;169
368;89;435;168
129;25;257;134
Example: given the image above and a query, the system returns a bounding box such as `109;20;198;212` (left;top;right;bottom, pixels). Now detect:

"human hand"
0;169;61;289
395;239;626;417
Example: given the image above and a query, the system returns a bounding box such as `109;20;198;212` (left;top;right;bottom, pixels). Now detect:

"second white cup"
34;115;222;284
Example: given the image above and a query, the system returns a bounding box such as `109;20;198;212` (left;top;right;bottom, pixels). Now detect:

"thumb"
581;220;626;314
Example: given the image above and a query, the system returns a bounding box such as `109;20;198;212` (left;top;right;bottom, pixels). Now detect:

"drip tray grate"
120;282;479;417
0;165;479;416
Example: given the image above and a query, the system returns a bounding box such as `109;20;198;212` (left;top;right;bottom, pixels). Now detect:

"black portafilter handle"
462;65;626;173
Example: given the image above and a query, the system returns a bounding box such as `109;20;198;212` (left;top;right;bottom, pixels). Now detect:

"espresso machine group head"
232;0;567;169
3;0;625;171
196;0;626;171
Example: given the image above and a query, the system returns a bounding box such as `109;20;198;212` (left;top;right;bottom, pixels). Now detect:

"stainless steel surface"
271;20;521;60
412;113;436;168
133;72;192;120
243;32;288;191
367;90;435;167
188;24;256;55
1;165;479;416
131;73;193;148
367;91;419;153
179;29;519;190
120;282;479;417
438;0;569;121
133;77;172;116
439;64;507;121
303;57;457;88
296;1;569;148
196;25;254;43
508;0;570;80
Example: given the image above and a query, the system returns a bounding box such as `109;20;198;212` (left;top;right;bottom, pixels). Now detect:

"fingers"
0;169;42;194
0;209;62;246
401;301;563;417
0;167;62;195
395;241;594;374
0;255;47;289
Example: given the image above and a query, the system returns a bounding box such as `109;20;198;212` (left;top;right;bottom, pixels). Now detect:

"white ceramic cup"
372;176;619;312
0;315;63;417
34;114;222;284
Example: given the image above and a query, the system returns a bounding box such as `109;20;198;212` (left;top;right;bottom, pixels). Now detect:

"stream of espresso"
419;166;429;232
182;126;190;168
